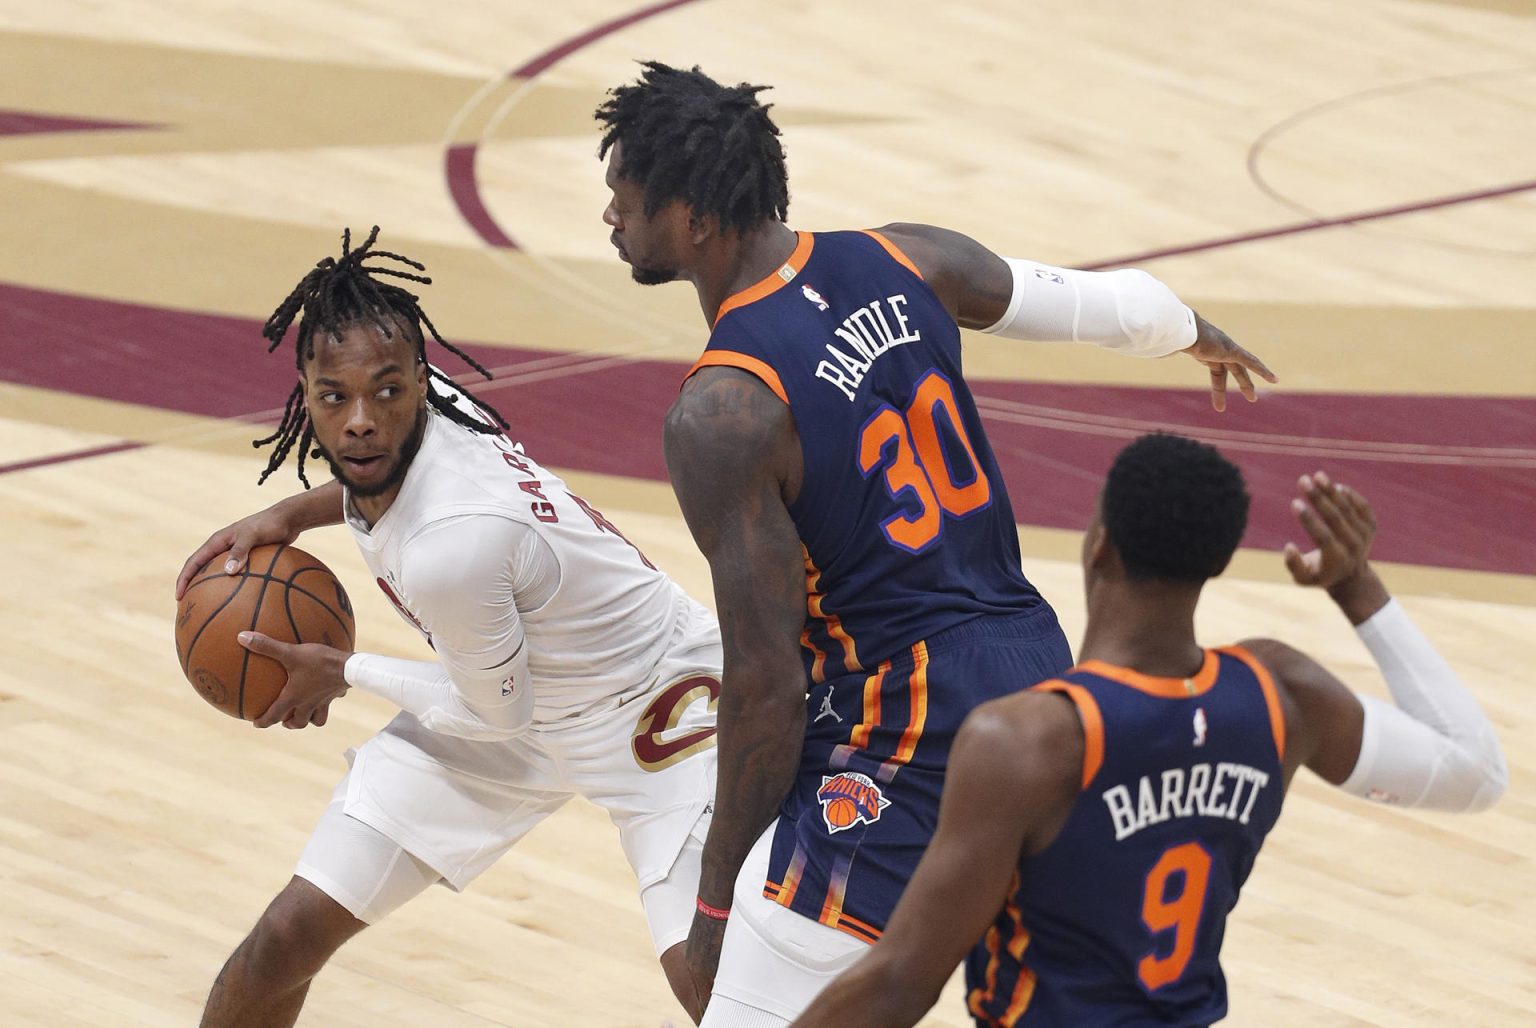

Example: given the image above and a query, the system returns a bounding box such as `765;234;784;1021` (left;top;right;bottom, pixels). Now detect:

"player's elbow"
1460;743;1509;813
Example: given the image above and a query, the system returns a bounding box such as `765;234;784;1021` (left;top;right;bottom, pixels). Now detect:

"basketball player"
175;228;722;1025
594;63;1279;1025
793;434;1508;1027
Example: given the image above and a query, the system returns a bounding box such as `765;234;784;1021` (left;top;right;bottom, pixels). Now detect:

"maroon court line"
1081;178;1536;270
446;0;709;248
0;440;145;476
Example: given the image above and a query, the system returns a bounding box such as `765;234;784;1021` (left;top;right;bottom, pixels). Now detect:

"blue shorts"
762;604;1073;943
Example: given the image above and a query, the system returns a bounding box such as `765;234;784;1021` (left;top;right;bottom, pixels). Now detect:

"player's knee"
245;882;361;981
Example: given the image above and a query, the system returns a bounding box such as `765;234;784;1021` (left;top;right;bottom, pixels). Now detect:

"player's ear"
687;210;715;246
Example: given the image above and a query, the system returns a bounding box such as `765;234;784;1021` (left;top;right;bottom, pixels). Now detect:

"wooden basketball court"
1;1;1532;1024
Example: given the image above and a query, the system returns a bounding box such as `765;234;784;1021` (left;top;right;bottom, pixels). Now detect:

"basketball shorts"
761;606;1071;949
295;601;721;954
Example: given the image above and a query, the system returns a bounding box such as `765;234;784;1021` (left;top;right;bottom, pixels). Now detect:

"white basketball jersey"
344;410;696;722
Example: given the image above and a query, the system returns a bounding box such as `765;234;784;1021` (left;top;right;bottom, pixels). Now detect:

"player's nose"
342;398;376;436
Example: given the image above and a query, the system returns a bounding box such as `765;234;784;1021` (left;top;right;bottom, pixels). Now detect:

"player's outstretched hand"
1182;314;1278;412
240;631;352;730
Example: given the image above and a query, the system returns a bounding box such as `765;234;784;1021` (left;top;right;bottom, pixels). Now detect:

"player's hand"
174;481;345;599
1283;471;1375;588
683;912;729;1022
1181;314;1277;412
175;508;302;600
240;631;352;729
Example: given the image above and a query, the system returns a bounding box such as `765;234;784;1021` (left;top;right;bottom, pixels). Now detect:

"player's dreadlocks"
255;226;508;487
595;61;789;234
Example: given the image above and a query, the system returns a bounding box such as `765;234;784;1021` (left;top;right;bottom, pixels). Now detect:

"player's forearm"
1339;599;1507;811
344;653;528;740
278;479;346;532
697;669;807;906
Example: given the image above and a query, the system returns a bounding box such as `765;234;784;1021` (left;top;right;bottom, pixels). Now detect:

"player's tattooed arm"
666;366;810;1014
175;480;346;599
875;222;1013;329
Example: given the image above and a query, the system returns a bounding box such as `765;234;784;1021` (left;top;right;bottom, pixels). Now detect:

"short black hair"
1102;433;1250;582
255;226;508;487
595;61;789;234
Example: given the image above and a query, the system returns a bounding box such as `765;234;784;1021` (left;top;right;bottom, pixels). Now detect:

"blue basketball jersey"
688;229;1044;678
966;647;1287;1027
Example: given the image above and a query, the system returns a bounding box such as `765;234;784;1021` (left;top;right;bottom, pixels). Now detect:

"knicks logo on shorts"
817;772;890;834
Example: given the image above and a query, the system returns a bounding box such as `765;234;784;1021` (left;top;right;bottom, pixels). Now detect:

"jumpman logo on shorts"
815;688;843;723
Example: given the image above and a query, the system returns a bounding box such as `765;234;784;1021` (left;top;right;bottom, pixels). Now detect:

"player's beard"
630;264;679;286
314;406;428;497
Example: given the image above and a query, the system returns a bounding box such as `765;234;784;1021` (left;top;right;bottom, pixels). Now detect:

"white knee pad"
294;799;443;925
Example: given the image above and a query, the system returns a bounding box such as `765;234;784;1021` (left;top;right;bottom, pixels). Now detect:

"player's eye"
377;385;400;399
321;391;344;404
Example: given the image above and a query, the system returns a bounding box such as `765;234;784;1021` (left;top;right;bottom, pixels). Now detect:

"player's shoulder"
956;689;1084;780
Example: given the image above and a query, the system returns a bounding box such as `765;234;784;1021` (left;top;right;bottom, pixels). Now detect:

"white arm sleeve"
344;515;557;740
1338;600;1508;812
981;258;1197;357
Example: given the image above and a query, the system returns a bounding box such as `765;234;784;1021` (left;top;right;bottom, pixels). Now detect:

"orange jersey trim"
1220;645;1287;761
861;229;924;279
849;661;889;751
684;349;789;405
1031;679;1106;789
1075;650;1221;698
891;641;931;768
713;230;814;325
967;872;1035;1024
802;546;859;676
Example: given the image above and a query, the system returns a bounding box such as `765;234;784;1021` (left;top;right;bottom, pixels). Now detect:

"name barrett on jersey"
813;292;923;401
1102;760;1273;842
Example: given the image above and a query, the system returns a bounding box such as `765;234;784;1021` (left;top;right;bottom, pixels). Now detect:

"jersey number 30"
857;370;991;553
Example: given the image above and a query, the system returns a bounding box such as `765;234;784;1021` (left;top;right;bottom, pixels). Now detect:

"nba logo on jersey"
817;772;891;833
1193;707;1208;746
801;284;829;310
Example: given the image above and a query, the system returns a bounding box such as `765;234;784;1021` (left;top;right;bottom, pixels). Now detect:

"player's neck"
1078;581;1205;679
350;484;401;529
694;221;799;325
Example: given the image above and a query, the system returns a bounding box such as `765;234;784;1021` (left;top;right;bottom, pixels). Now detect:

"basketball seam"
180;572;251;678
238;544;286;719
282;570;355;643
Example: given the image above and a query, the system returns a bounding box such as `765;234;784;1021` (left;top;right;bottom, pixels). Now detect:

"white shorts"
700;821;870;1026
296;601;720;955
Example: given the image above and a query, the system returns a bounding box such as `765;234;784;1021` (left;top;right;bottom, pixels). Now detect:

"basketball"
175;544;356;720
824;796;859;829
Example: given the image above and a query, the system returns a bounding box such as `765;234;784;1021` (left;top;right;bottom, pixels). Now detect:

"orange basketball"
174;544;356;720
824;796;859;829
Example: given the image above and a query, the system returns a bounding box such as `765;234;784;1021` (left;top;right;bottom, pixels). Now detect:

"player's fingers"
175;532;234;599
1232;364;1258;403
1282;541;1315;584
1340;483;1379;535
1209;365;1228;412
252;694;294;729
310;704;329;727
1292;495;1338;551
1232;345;1278;384
1305;472;1364;554
237;631;291;665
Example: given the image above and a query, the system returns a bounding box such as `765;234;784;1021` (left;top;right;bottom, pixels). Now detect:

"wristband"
696;896;731;921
